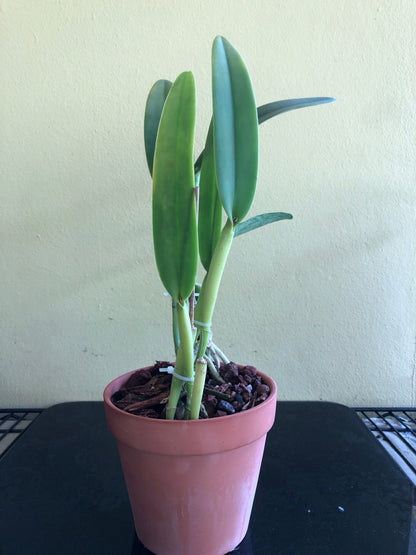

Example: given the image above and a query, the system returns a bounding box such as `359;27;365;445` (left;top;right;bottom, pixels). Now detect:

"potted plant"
104;36;335;555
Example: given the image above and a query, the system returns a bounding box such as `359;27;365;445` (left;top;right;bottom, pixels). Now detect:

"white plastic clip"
159;365;174;374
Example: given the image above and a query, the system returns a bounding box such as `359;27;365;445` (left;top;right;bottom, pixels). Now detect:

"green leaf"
152;72;198;302
212;36;259;223
257;97;336;124
194;97;336;171
234;212;293;238
198;121;222;271
144;79;172;176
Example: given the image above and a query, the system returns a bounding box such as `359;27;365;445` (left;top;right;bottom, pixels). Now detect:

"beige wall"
1;1;415;408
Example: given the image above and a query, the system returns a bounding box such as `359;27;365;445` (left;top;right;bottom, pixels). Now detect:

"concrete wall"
1;1;415;407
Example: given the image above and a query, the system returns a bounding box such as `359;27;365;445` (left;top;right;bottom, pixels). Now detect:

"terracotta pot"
104;366;277;555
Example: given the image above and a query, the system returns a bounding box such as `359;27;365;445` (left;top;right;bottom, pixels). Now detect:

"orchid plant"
144;36;334;420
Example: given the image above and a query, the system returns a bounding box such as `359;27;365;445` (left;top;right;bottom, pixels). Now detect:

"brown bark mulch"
111;361;271;419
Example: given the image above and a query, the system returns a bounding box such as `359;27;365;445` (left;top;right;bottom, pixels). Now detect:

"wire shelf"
355;407;416;485
0;409;43;459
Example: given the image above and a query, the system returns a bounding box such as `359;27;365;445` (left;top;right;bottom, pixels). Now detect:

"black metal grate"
355;408;416;485
0;410;42;459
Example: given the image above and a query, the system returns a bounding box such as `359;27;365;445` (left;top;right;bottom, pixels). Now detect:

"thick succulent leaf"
194;97;335;171
212;36;259;223
144;79;172;176
257;97;336;124
234;212;293;238
152;72;198;302
198;121;222;271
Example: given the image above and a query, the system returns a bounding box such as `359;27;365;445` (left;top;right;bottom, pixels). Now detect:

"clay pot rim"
103;365;277;426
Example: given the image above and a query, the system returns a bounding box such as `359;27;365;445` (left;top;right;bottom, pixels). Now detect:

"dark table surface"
0;401;414;555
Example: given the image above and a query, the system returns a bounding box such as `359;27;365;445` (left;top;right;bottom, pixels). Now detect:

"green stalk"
172;302;180;355
184;381;193;420
166;352;184;420
196;328;211;362
166;301;195;419
190;358;207;419
194;218;234;360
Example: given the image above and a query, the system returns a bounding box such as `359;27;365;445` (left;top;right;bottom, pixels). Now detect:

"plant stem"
172;302;180;355
188;182;199;334
189;290;195;330
196;328;211;361
194;218;234;358
190;358;207;419
184;382;193;420
166;300;195;419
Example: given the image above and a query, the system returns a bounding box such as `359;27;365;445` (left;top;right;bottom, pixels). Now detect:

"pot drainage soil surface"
111;361;270;419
